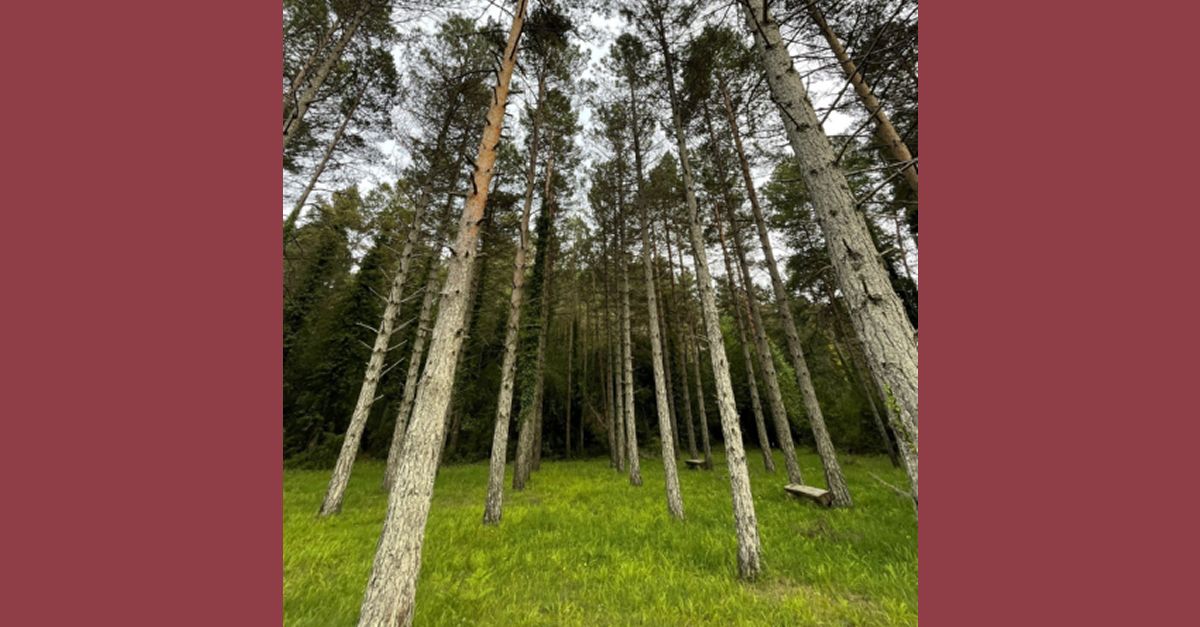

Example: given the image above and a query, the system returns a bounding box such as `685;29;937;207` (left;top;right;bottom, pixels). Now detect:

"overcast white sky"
284;2;916;291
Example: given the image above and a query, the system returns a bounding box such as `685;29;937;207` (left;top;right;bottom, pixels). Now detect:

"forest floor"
284;450;917;626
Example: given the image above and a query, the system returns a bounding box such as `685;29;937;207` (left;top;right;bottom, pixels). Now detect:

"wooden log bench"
683;458;707;470
784;483;834;507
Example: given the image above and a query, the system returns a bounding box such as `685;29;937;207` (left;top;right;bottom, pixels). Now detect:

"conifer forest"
283;0;918;624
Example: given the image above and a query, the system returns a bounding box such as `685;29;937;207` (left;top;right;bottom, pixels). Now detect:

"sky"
283;1;917;290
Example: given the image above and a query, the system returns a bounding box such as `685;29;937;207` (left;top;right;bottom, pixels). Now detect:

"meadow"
284;450;917;625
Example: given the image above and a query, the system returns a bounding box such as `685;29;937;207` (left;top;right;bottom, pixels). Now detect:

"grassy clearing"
284;449;917;626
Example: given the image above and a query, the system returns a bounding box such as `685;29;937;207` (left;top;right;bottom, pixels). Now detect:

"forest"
283;0;918;624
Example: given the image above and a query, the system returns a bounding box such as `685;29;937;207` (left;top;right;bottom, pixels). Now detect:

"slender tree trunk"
831;329;900;467
284;97;358;240
709;194;805;487
383;256;442;489
651;232;681;457
650;9;761;578
283;7;366;149
482;151;538;521
357;5;528;623
285;24;333;117
515;152;558;489
620;221;642;486
565;312;574;459
319;189;427;517
803;0;917;195
716;89;851;506
742;0;918;505
689;326;713;469
725;272;776;474
662;228;699;460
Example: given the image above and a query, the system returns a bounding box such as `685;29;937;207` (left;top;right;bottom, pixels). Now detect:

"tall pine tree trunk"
662;227;700;460
383;256;442;489
710;195;805;487
802;0;917;195
514;152;558;489
651;11;761;578
356;4;528;623
742;0;918;505
283;7;366;149
319;189;427;516
620;219;643;486
715;92;851;506
284;96;359;240
725;272;776;473
565;312;574;459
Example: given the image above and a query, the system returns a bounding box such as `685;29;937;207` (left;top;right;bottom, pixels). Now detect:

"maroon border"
3;1;282;624
4;0;1192;624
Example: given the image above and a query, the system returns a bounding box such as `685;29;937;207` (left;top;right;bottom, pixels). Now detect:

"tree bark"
620;214;642;486
650;9;761;580
725;272;776;474
709;193;805;487
803;0;917;195
283;6;367;149
383;256;441;489
742;0;917;505
717;84;851;506
319;186;427;517
514;151;558;489
662;227;700;461
356;4;528;623
565;311;574;459
284;96;358;240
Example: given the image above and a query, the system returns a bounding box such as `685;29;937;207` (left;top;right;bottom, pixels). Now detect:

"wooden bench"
683;458;707;470
784;483;834;507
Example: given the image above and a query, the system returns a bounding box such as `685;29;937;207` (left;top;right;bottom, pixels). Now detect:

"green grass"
285;450;917;626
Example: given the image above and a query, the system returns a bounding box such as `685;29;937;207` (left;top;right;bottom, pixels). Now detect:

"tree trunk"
725;272;776;474
356;4;528;623
514;151;558;489
565;312;574;459
284;96;358;240
742;0;918;505
319;188;427;517
620;221;642;486
803;0;917;195
383;257;441;489
651;232;681;458
709;193;805;487
482;146;538;521
662;228;699;460
283;7;366;149
717;86;851;506
627;81;679;512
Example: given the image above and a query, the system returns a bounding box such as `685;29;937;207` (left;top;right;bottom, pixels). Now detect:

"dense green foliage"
285;453;917;625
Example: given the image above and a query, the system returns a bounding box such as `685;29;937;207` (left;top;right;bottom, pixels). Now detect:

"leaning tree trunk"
383;257;442;489
283;7;366;149
670;232;713;469
356;4;528;624
319;189;428;517
742;0;918;505
651;11;761;578
802;0;917;195
714;97;851;506
710;195;805;487
284;96;359;240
